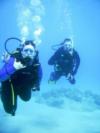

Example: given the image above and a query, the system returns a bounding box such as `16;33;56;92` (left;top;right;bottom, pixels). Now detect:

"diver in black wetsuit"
48;38;80;84
0;40;42;116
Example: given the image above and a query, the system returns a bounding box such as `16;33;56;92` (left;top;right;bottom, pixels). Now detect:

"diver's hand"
67;73;74;80
13;59;26;70
55;64;59;67
1;52;10;62
67;73;75;84
55;64;61;71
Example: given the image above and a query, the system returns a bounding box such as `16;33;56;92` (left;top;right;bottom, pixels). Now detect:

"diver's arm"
0;57;25;82
34;64;43;89
72;51;80;75
48;55;56;65
0;57;16;82
48;49;60;65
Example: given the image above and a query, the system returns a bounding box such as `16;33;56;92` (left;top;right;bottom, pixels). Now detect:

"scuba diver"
0;38;42;116
48;38;80;84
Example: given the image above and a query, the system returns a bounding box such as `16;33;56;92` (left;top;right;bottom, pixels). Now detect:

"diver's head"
63;38;73;51
21;40;36;60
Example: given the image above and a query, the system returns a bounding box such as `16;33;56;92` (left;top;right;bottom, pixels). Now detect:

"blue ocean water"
0;0;100;133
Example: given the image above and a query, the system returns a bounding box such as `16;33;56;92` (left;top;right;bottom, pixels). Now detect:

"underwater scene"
0;0;100;133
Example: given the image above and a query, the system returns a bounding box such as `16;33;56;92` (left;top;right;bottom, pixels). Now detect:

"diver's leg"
49;71;62;83
18;88;31;101
1;81;17;115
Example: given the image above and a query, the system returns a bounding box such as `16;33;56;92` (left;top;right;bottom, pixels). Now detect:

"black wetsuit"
1;51;42;115
48;46;80;82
